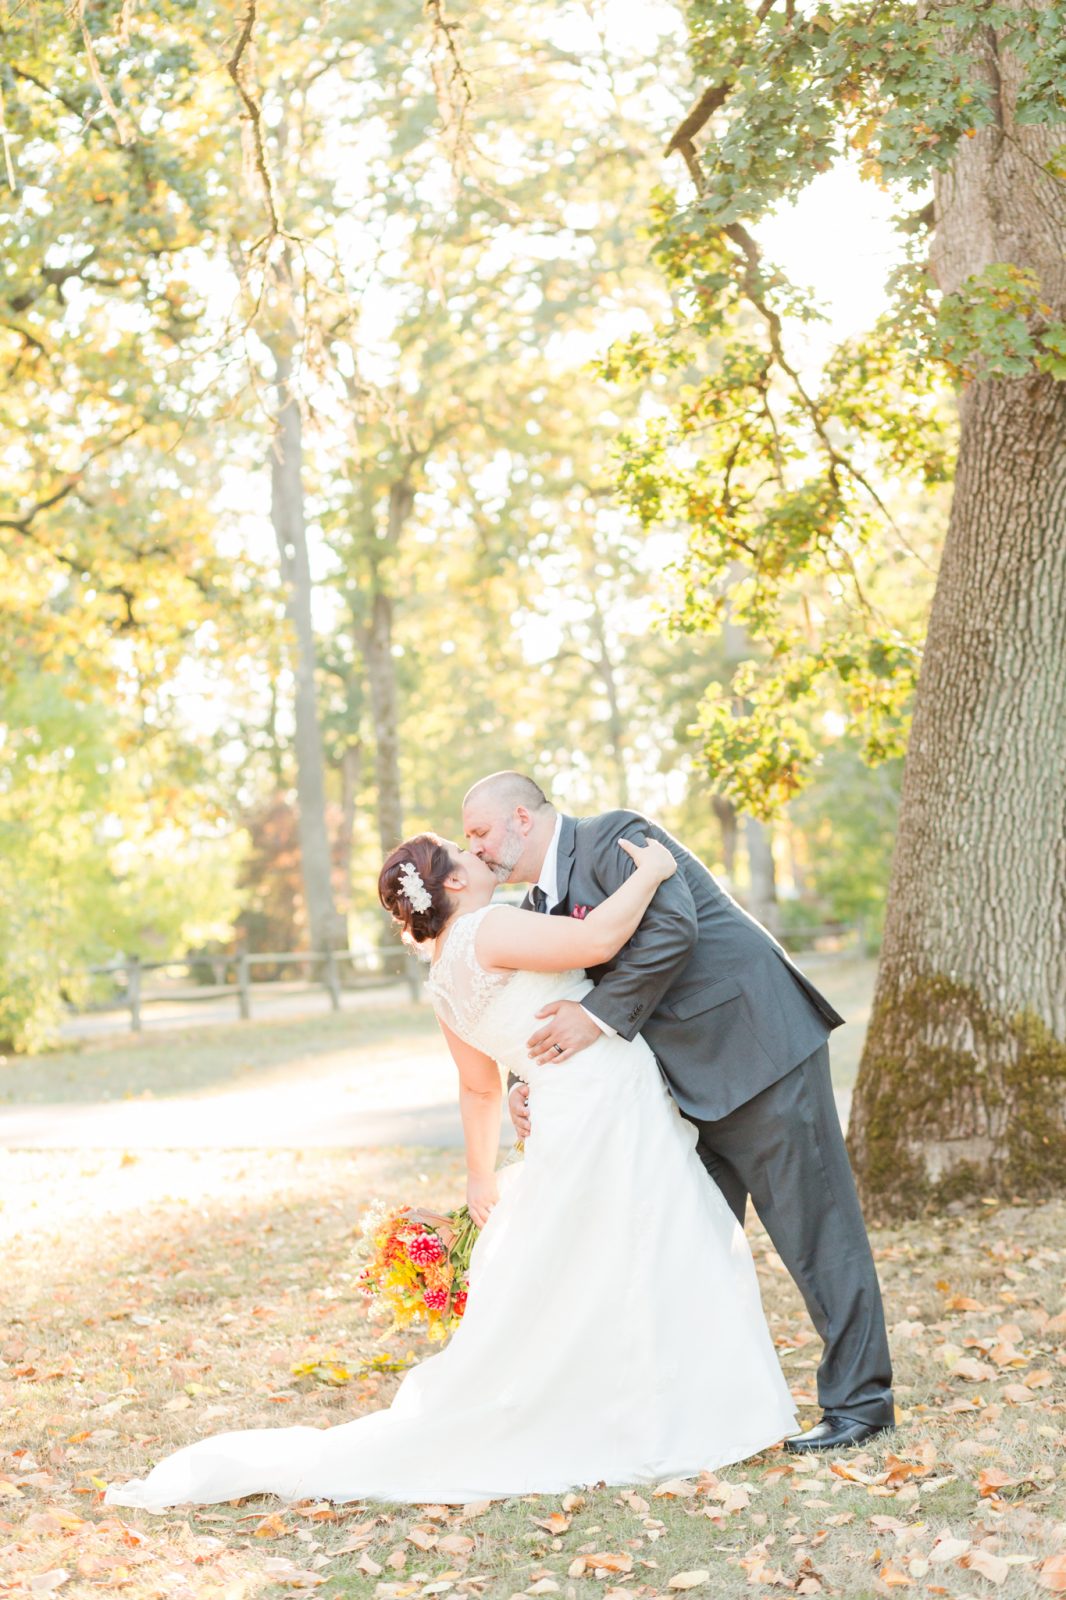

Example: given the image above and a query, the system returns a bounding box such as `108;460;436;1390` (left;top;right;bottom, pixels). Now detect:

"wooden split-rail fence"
75;947;423;1034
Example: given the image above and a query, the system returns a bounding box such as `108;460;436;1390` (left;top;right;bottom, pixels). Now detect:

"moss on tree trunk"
849;977;1066;1218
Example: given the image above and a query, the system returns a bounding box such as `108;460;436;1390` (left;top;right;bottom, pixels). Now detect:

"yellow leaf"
669;1572;710;1590
253;1513;292;1539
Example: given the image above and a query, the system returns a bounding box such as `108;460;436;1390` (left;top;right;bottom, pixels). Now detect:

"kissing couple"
107;772;893;1511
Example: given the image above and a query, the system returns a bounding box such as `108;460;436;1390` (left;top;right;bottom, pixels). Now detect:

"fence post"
127;954;142;1033
237;948;251;1020
323;950;341;1011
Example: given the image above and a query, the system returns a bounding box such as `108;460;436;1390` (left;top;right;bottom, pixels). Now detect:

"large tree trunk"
848;18;1066;1216
268;325;346;953
588;596;630;808
745;816;778;936
712;794;738;880
362;479;412;859
336;739;362;917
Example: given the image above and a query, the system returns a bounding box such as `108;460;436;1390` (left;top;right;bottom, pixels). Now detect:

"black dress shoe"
784;1413;893;1453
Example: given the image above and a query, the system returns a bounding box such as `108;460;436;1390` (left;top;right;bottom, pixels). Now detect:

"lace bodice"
424;904;595;1081
425;906;513;1040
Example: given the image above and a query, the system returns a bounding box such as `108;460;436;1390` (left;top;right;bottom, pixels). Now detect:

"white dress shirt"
535;815;616;1036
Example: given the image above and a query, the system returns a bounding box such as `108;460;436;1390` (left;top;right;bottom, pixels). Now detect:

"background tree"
612;0;1065;1213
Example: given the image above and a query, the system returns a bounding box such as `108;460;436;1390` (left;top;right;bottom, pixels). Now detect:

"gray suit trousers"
687;1044;894;1427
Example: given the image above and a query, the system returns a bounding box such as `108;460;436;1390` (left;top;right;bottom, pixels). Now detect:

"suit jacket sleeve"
578;814;699;1042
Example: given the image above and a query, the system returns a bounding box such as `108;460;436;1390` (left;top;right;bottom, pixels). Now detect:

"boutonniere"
571;905;591;919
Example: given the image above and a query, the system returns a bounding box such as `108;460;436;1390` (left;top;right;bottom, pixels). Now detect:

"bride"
105;831;796;1510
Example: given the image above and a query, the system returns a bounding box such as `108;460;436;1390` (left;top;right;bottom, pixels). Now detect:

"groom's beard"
483;821;524;883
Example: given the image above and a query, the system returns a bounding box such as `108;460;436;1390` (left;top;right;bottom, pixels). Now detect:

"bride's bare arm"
475;837;677;974
438;1017;502;1227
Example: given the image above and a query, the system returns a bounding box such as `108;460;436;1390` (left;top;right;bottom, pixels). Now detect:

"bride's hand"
618;834;677;882
467;1173;500;1229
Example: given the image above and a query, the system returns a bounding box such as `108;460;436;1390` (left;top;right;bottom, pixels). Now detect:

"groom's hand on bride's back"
509;1081;532;1140
527;999;604;1064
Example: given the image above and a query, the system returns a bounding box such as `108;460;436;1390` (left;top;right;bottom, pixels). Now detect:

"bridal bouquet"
357;1202;478;1342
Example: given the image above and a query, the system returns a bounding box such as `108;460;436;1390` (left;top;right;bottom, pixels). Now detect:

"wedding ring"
553;1044;563;1054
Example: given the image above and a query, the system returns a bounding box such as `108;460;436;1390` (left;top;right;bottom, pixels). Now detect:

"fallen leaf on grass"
589;1553;634;1574
962;1548;1010;1584
1002;1383;1038;1404
533;1512;571;1535
526;1581;560;1595
28;1575;70;1594
929;1535;971;1564
253;1513;293;1539
568;1553;634;1577
976;1468;1024;1498
878;1564;913;1588
406;1525;438;1550
438;1534;475;1556
355;1553;382;1575
1038;1551;1066;1593
260;1556;327;1587
668;1571;710;1590
953;1357;997;1382
653;1477;697;1498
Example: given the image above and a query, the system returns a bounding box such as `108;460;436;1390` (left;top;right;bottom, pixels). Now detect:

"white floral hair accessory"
397;861;432;914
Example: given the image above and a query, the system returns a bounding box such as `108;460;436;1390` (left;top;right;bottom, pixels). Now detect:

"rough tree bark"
267;314;346;953
848;14;1066;1216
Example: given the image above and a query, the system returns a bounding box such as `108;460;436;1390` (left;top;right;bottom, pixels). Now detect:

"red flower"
423;1286;449;1312
571;905;590;919
406;1231;446;1266
452;1290;468;1317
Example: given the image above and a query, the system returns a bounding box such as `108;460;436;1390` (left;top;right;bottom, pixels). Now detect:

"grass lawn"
2;1146;1064;1600
0;1006;441;1107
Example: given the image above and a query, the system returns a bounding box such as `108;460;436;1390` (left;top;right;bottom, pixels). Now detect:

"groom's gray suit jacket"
527;810;844;1122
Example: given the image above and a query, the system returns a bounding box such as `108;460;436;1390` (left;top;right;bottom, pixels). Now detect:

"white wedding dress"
106;905;796;1510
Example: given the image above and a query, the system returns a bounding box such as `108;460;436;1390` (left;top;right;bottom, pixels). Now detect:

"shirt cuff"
581;1005;617;1038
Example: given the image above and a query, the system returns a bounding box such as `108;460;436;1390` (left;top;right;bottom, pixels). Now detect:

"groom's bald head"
462;771;556;884
463;771;551;816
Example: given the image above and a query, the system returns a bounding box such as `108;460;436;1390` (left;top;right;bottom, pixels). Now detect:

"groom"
462;771;894;1452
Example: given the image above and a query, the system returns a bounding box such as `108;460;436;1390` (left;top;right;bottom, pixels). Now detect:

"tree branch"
0;422;144;534
227;0;285;241
664;0;778;159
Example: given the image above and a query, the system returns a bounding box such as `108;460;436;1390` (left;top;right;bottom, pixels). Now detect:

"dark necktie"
530;886;548;914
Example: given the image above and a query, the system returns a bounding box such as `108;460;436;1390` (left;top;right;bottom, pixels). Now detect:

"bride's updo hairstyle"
378;833;457;946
